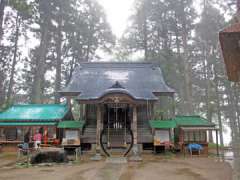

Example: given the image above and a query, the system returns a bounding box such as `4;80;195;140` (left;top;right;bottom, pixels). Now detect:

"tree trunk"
182;25;193;115
31;22;49;103
0;0;6;41
6;14;20;104
86;24;93;62
213;75;224;146
143;8;148;61
0;70;5;106
67;56;75;86
237;0;240;13
233;83;240;133
54;4;63;104
225;83;240;180
202;45;214;142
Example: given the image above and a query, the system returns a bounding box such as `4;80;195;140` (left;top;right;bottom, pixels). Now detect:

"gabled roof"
60;62;175;101
0;104;69;121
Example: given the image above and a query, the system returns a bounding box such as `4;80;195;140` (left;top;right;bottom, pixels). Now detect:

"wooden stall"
57;120;84;148
0;104;72;152
174;116;217;156
149;120;176;153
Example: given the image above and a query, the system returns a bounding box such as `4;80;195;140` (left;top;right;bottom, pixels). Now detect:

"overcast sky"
98;0;135;38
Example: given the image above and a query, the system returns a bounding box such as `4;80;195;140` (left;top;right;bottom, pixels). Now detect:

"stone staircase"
82;126;96;143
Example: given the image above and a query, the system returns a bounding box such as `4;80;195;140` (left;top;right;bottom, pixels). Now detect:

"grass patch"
0;152;17;159
15;162;32;168
163;151;175;159
208;143;224;149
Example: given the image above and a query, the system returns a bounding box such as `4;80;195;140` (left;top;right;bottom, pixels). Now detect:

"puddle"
223;151;234;167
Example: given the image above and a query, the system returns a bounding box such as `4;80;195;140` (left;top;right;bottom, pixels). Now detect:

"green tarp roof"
0;122;56;126
150;116;215;129
0;104;69;121
57;121;84;129
149;120;176;129
175;116;215;127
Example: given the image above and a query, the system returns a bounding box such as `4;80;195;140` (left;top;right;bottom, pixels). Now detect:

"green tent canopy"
57;121;84;129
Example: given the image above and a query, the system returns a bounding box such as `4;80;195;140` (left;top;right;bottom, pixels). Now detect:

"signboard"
154;130;170;146
62;130;80;146
66;130;78;139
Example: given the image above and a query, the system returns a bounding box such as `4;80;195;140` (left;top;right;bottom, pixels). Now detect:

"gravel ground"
0;153;232;180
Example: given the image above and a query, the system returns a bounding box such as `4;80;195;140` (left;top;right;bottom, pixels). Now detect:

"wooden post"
131;106;137;146
80;104;83;120
66;97;71;109
129;105;142;161
91;104;102;160
96;104;101;151
172;95;175;119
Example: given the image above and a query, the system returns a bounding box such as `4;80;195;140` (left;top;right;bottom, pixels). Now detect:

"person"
23;129;30;150
43;128;48;145
33;130;42;149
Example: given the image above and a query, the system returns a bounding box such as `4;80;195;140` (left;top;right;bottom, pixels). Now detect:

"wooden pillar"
96;104;101;151
91;104;102;160
172;95;175;119
80;104;83;120
129;105;142;161
150;102;154;120
133;106;137;145
66;96;71;109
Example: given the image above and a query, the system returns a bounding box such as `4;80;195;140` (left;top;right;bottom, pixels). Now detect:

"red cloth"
33;133;42;141
161;141;173;149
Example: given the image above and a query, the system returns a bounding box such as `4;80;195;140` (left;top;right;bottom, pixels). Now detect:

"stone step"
105;157;127;164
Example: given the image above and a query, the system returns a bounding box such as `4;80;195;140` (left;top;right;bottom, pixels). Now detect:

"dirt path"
0;155;232;180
